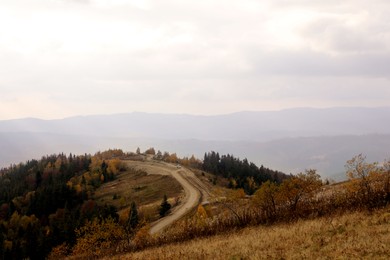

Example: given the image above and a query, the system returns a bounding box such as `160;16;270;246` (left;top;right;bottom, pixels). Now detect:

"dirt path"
125;159;210;234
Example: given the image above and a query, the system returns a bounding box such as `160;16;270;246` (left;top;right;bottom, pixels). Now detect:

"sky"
1;0;390;120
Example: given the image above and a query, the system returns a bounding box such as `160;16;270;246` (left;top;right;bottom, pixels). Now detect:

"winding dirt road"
125;159;210;234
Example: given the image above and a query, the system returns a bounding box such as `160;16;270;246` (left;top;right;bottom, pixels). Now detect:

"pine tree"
35;170;42;188
127;201;139;232
159;195;171;217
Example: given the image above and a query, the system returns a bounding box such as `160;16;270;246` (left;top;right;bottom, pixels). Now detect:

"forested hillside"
0;148;286;258
0;150;127;258
202;152;287;194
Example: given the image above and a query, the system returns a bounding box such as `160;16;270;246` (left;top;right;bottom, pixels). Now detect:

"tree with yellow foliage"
383;159;390;201
345;154;382;208
278;169;322;214
144;147;156;155
253;180;279;219
72;217;125;257
133;224;152;249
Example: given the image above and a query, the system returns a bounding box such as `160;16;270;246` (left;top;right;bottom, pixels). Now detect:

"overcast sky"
1;0;390;120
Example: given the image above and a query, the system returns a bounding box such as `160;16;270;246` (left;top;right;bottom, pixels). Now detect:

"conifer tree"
127;201;139;232
159;195;171;217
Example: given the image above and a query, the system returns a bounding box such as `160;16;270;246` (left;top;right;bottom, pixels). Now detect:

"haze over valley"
1;107;389;180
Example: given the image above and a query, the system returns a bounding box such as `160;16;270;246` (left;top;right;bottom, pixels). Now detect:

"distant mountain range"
1;107;389;180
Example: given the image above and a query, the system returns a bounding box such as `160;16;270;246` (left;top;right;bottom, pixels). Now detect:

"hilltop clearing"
118;158;211;234
93;160;184;224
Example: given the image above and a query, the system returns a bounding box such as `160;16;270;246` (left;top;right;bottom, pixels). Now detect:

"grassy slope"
93;162;184;221
116;208;390;259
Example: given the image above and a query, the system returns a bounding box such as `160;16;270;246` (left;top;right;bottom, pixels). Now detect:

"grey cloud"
270;0;390;9
1;0;390;119
61;0;91;4
300;12;390;55
247;48;390;77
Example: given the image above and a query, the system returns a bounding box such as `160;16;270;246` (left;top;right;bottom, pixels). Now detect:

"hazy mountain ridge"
1;107;389;179
1;107;390;141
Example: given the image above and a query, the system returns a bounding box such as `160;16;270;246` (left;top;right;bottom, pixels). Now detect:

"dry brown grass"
113;207;390;260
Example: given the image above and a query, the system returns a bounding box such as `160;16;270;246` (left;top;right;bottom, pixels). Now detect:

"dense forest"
202;152;287;194
0;150;127;259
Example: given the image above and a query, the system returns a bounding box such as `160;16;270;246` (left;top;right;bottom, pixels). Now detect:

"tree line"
202;151;288;194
